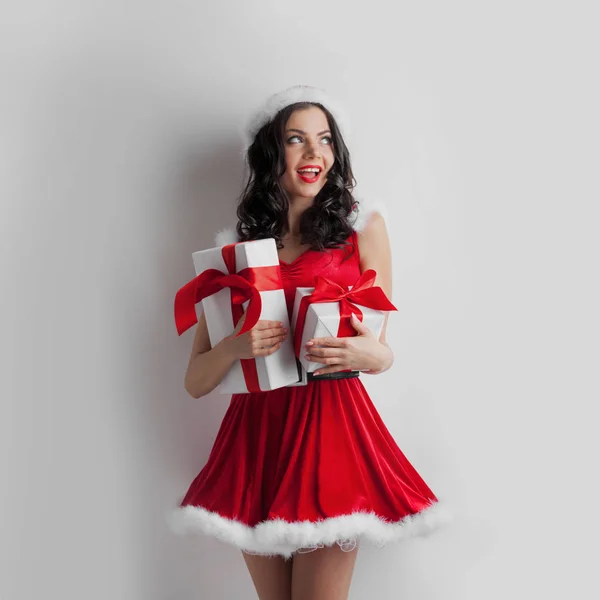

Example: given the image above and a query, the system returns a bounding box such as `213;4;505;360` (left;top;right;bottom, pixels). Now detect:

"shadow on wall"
16;36;268;598
113;133;253;596
149;139;253;594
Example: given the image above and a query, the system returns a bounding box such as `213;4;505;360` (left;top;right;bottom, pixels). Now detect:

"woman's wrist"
216;335;241;364
365;342;394;374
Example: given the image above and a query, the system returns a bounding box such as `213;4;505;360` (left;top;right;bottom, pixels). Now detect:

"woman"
169;85;452;600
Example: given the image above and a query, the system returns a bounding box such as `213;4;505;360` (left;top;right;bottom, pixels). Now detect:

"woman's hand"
304;313;394;375
222;313;288;361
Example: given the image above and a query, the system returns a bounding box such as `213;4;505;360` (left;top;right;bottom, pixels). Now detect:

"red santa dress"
167;203;453;559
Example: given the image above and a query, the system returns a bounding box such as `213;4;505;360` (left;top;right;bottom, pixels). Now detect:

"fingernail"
306;341;313;346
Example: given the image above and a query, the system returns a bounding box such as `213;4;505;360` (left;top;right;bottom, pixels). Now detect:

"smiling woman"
168;85;453;600
233;89;358;254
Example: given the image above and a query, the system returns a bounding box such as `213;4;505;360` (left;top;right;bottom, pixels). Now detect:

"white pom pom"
350;198;389;232
214;226;239;247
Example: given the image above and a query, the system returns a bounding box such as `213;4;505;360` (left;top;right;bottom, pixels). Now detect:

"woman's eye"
287;135;333;144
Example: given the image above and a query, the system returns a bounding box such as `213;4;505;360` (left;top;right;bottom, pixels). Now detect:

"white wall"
2;1;598;598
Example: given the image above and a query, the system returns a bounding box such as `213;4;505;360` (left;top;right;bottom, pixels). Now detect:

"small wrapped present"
174;238;301;394
290;269;397;374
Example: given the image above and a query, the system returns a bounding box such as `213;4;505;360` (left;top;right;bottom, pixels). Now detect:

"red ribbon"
174;243;283;392
293;269;398;359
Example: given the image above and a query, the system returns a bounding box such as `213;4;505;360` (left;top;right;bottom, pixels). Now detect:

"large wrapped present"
174;238;301;394
290;269;397;374
285;360;308;387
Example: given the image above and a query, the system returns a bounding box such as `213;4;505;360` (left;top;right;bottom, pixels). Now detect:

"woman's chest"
278;246;361;315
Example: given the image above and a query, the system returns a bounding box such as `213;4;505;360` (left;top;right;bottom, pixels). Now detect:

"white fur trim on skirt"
166;498;453;560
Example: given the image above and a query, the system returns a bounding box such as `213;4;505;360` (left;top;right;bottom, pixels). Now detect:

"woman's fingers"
305;340;349;365
255;320;284;330
252;326;287;341
253;340;283;356
306;354;348;366
249;320;287;342
306;346;347;359
306;336;349;348
254;333;287;349
305;347;346;364
305;340;349;364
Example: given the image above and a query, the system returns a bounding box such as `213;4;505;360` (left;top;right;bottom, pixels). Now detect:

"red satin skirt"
168;377;452;558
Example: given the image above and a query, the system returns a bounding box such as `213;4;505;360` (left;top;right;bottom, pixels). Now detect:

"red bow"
293;268;397;358
174;243;283;392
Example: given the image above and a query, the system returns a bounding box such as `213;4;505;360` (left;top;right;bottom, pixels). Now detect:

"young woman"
169;85;452;600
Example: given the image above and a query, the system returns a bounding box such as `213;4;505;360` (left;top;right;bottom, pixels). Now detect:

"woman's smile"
296;165;322;183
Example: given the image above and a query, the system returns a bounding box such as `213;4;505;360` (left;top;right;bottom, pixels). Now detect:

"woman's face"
280;106;335;201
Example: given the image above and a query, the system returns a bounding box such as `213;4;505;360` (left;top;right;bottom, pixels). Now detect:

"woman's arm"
183;311;238;398
184;311;288;398
304;211;395;375
357;210;393;344
356;211;394;374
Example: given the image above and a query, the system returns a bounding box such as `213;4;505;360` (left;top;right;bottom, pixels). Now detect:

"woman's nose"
304;141;321;158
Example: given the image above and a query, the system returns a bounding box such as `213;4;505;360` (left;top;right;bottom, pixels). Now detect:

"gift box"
285;358;308;387
174;238;301;394
290;269;397;374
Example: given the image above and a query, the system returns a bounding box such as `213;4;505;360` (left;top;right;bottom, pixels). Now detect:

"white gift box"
192;238;301;394
290;286;387;374
285;358;308;387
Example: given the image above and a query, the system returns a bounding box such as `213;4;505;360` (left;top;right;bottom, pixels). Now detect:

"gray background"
1;1;598;598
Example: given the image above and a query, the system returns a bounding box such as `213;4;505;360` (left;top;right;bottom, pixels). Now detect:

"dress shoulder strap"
351;228;361;265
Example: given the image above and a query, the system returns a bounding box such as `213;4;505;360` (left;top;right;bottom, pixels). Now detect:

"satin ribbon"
293;269;398;359
174;243;283;392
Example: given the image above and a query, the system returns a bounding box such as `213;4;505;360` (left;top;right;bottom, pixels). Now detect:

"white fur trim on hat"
213;200;388;247
239;85;352;157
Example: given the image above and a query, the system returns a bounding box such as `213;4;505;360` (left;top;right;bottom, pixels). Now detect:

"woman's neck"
286;196;314;236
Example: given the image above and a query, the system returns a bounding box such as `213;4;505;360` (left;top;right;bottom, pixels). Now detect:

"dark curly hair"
235;101;359;254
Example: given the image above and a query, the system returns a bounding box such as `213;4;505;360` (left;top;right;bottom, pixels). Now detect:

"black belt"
307;370;360;381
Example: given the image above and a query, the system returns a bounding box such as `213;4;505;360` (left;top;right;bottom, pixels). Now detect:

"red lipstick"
296;164;322;184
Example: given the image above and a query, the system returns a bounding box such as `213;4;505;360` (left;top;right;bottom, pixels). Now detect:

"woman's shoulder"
348;196;389;235
213;196;388;247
